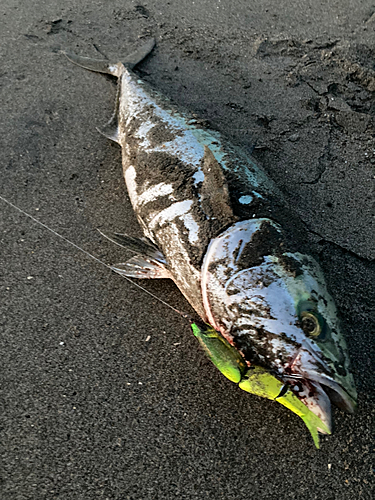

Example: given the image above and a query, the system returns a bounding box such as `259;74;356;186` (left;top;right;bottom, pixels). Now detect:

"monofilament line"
0;194;184;317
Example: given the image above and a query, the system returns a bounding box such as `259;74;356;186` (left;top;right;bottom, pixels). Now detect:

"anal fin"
97;75;122;143
97;117;120;143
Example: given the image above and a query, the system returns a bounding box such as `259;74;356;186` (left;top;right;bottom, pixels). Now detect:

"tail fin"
64;39;156;143
121;38;156;70
63;38;155;77
63;52;124;77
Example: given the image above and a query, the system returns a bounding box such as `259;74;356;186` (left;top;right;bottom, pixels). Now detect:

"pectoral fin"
99;231;167;263
100;231;170;279
112;255;171;279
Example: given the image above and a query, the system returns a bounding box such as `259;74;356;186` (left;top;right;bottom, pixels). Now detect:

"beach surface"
1;1;374;498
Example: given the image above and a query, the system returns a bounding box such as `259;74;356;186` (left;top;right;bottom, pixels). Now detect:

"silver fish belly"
65;41;357;434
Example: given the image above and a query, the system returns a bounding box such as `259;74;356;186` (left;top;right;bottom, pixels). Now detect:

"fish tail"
64;39;156;143
63;38;155;77
122;38;155;70
63;51;125;77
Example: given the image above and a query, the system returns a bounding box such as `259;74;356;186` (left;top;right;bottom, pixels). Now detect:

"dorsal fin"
200;145;236;230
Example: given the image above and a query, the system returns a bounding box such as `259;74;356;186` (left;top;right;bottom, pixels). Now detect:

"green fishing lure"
191;321;331;448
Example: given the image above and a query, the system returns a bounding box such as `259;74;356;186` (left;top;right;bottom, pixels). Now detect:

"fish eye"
300;311;321;337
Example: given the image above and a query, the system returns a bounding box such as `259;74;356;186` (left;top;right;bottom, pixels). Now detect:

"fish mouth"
284;348;357;434
302;371;357;412
285;374;357;434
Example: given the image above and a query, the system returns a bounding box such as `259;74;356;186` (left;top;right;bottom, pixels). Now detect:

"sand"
1;1;374;498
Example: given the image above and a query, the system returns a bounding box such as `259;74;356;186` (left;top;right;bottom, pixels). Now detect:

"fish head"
201;219;357;432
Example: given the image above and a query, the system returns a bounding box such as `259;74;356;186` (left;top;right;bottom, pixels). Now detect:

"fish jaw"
281;359;357;445
288;356;357;415
283;327;357;414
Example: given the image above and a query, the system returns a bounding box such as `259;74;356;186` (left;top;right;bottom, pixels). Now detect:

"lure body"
65;41;356;445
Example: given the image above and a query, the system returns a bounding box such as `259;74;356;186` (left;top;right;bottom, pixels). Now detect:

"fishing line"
0;194;186;318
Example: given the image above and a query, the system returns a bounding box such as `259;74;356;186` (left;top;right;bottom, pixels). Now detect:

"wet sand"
1;1;374;498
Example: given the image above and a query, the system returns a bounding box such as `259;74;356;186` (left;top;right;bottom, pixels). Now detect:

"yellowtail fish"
64;39;356;446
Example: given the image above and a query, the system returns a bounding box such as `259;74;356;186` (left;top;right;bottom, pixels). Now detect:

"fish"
64;39;357;446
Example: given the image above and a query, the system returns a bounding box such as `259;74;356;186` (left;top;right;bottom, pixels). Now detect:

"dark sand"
1;1;374;498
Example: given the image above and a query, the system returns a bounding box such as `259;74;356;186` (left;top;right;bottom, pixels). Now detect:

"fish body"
65;40;356;443
115;66;281;318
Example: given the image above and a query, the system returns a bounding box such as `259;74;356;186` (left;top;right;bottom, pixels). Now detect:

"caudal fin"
121;38;156;70
63;38;155;77
64;39;156;144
